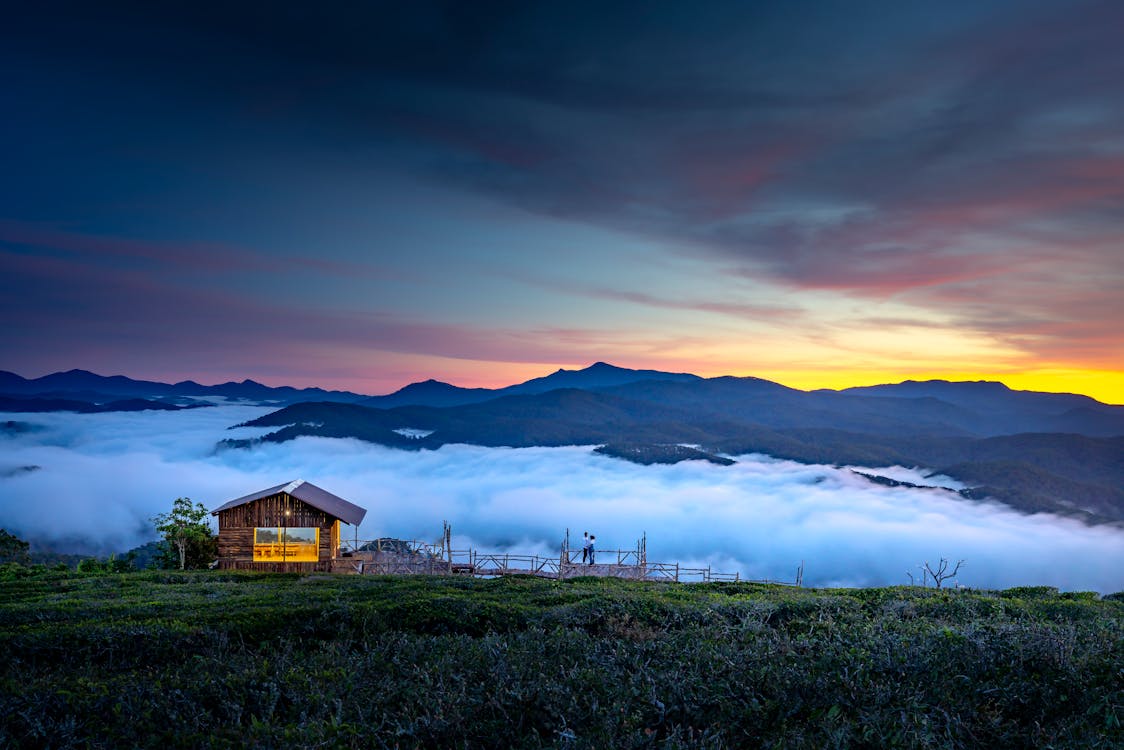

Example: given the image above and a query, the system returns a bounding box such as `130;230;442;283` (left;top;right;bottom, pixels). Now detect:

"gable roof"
211;479;367;526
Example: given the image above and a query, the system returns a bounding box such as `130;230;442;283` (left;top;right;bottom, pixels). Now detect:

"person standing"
581;531;590;563
588;535;596;565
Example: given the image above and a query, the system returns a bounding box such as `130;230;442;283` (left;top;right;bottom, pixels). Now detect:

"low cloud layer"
2;405;1122;592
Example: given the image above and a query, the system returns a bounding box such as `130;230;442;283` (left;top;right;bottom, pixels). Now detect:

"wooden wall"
216;492;342;572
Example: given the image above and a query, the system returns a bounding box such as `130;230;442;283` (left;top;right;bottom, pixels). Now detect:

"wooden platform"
329;529;803;586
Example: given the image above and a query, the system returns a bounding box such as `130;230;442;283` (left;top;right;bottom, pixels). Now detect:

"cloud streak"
0;246;709;384
1;1;1122;396
1;405;1121;592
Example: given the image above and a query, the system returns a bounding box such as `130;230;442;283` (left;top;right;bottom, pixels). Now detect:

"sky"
3;406;1122;591
1;1;1122;401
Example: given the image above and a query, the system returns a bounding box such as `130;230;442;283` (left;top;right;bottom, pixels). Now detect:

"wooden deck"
331;529;804;586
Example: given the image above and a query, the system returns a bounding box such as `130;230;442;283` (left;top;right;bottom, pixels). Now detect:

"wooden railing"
334;537;800;586
467;552;561;578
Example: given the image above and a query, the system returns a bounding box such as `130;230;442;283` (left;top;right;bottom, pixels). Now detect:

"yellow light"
748;368;1123;405
253;527;319;562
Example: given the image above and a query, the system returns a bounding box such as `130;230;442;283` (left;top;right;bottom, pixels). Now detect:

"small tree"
151;498;216;570
0;529;30;564
923;557;965;589
77;552;138;574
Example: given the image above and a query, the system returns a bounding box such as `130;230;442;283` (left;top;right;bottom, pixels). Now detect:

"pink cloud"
1;247;712;386
0;219;397;280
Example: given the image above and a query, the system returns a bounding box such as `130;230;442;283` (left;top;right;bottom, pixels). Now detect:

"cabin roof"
211;479;367;526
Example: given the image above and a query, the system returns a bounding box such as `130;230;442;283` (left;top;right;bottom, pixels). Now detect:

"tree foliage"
76;552;137;574
150;497;216;570
0;529;30;564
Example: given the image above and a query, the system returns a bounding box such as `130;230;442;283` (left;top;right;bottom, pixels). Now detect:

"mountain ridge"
4;364;1119;411
0;369;371;406
229;383;1124;524
361;362;702;408
5;364;1122;524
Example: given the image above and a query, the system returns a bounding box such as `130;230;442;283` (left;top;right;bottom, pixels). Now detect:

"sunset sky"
2;1;1122;402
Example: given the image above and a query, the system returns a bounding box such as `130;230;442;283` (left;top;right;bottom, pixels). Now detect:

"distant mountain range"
0;368;370;410
362;362;701;408
0;395;196;414
5;363;1122;524
217;362;1122;525
5;363;1119;432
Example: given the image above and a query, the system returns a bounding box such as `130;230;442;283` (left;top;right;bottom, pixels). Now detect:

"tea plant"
0;571;1120;748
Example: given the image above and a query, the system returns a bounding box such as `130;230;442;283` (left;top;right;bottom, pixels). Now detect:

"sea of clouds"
1;404;1122;592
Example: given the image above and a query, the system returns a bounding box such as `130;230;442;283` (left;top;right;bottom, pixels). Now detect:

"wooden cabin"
211;479;367;572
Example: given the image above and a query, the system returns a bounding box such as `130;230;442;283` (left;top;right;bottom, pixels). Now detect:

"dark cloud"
0;238;698;381
2;0;1121;377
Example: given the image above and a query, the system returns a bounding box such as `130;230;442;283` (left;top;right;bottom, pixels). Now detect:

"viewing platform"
332;525;803;586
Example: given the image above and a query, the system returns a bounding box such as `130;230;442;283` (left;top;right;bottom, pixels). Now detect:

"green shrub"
0;562;29;580
76;558;106;574
1;573;1121;749
1001;585;1059;599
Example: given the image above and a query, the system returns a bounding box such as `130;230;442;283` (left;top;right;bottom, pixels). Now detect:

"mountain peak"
501;361;700;396
551;362;622;375
901;379;1012;391
403;379;458;391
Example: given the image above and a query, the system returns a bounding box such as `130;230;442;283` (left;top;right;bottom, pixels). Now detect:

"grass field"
1;568;1121;748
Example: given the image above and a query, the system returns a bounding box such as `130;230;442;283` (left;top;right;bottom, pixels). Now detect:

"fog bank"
1;405;1121;591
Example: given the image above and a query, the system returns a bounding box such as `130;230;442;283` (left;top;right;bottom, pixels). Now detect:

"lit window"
253;527;319;562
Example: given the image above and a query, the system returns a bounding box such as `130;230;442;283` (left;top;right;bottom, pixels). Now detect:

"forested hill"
229;379;1124;524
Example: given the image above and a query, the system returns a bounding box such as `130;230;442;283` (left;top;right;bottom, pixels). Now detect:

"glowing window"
253;527;319;562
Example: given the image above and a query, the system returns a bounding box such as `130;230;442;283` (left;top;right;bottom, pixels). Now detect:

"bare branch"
923;557;967;589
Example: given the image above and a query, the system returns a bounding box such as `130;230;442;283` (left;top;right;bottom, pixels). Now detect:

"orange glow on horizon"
186;355;1123;407
409;363;1123;406
388;363;1124;406
744;368;1124;405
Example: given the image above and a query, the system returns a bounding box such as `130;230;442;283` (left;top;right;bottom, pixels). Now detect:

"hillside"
231;390;1124;523
1;570;1119;749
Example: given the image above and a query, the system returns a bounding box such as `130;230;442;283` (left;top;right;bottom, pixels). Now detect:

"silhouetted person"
588;535;596;565
581;531;590;563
